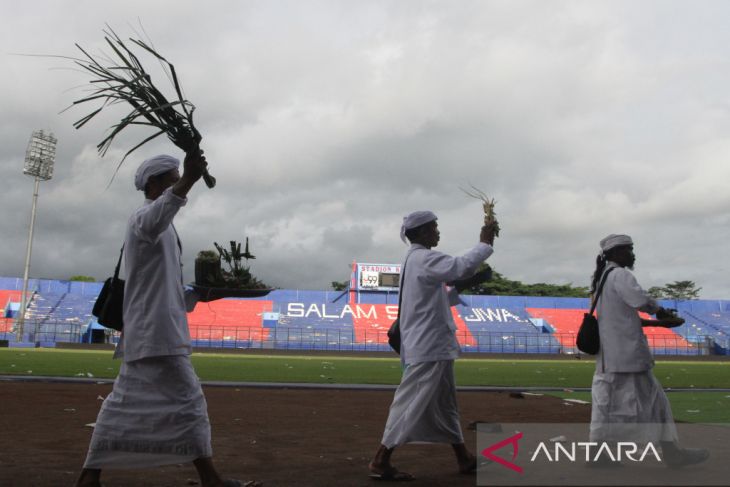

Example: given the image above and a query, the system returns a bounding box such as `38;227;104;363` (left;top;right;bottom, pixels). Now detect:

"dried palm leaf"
461;184;500;237
66;26;215;188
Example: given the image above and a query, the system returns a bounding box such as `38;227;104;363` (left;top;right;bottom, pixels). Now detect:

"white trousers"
382;360;464;448
84;355;213;469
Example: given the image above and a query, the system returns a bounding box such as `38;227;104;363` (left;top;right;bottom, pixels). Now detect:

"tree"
68;275;96;282
460;264;590;297
649;281;701;300
331;281;349;291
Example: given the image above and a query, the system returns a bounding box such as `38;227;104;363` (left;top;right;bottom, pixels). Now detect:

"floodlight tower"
16;130;57;342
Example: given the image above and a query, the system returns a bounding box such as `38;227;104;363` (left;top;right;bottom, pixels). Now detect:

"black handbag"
387;254;412;354
92;246;125;331
576;267;614;354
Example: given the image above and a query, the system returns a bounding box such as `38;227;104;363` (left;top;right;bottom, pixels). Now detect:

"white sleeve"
130;187;187;243
613;269;660;314
421;243;493;284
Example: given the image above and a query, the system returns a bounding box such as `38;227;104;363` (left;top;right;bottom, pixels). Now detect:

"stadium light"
16;130;57;342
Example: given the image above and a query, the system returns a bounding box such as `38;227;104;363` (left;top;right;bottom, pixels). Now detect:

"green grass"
2;349;728;423
1;349;728;388
547;390;730;423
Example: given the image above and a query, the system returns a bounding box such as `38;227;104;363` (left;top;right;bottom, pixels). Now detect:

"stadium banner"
476;422;729;486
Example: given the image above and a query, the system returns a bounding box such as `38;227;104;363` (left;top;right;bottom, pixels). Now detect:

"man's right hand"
480;223;497;246
173;149;208;198
182;149;207;182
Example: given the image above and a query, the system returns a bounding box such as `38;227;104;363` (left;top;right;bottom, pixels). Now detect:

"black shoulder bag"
576;267;614;355
387;253;412;354
92;246;125;331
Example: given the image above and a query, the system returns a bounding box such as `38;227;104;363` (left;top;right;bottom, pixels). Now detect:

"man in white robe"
589;234;709;468
76;152;256;487
369;211;496;480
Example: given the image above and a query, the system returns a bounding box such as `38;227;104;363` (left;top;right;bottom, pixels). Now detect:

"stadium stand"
1;276;729;354
680;310;730;354
24;292;96;343
0;290;22;335
456;305;559;353
271;301;357;350
187;299;273;347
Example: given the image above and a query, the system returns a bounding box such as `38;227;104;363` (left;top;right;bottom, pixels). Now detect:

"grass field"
2;348;729;423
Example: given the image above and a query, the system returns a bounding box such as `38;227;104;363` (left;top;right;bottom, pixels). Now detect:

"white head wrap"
400;210;437;244
600;234;633;253
134;154;180;191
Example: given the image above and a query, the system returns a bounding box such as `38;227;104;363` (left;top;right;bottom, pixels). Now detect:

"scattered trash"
562;402;574;407
96;395;105;401
26;370;32;374
251;440;257;445
563;388;574;393
563;398;590;405
85;423;96;428
686;410;700;413
75;373;85;377
346;457;353;461
64;408;76;412
550;435;567;442
10;364;15;368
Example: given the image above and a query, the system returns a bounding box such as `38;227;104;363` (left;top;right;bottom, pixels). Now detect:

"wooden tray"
643;316;685;328
191;284;273;301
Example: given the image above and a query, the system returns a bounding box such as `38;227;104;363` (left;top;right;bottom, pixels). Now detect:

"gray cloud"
1;1;728;298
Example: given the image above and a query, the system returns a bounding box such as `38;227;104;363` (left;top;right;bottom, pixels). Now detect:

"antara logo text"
481;432;662;474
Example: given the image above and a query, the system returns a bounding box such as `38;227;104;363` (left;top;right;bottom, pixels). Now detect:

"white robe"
84;355;212;469
399;242;492;365
590;370;678;444
381;360;463;448
590;263;677;444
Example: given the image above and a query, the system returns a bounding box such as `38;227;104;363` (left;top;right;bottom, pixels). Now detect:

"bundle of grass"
67;25;215;188
461;185;500;237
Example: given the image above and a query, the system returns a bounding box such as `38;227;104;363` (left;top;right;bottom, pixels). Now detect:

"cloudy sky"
1;0;729;298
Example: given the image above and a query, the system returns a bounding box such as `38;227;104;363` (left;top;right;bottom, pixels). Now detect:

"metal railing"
1;320;718;356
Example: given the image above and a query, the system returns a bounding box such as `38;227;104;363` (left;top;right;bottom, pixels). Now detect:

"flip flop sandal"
369;469;415;481
222;480;262;487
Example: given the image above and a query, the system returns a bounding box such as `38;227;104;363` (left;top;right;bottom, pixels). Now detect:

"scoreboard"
354;263;401;292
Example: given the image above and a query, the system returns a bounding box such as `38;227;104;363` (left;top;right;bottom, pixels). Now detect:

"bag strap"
113;245;124;280
396;251;415;319
589;266;615;316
